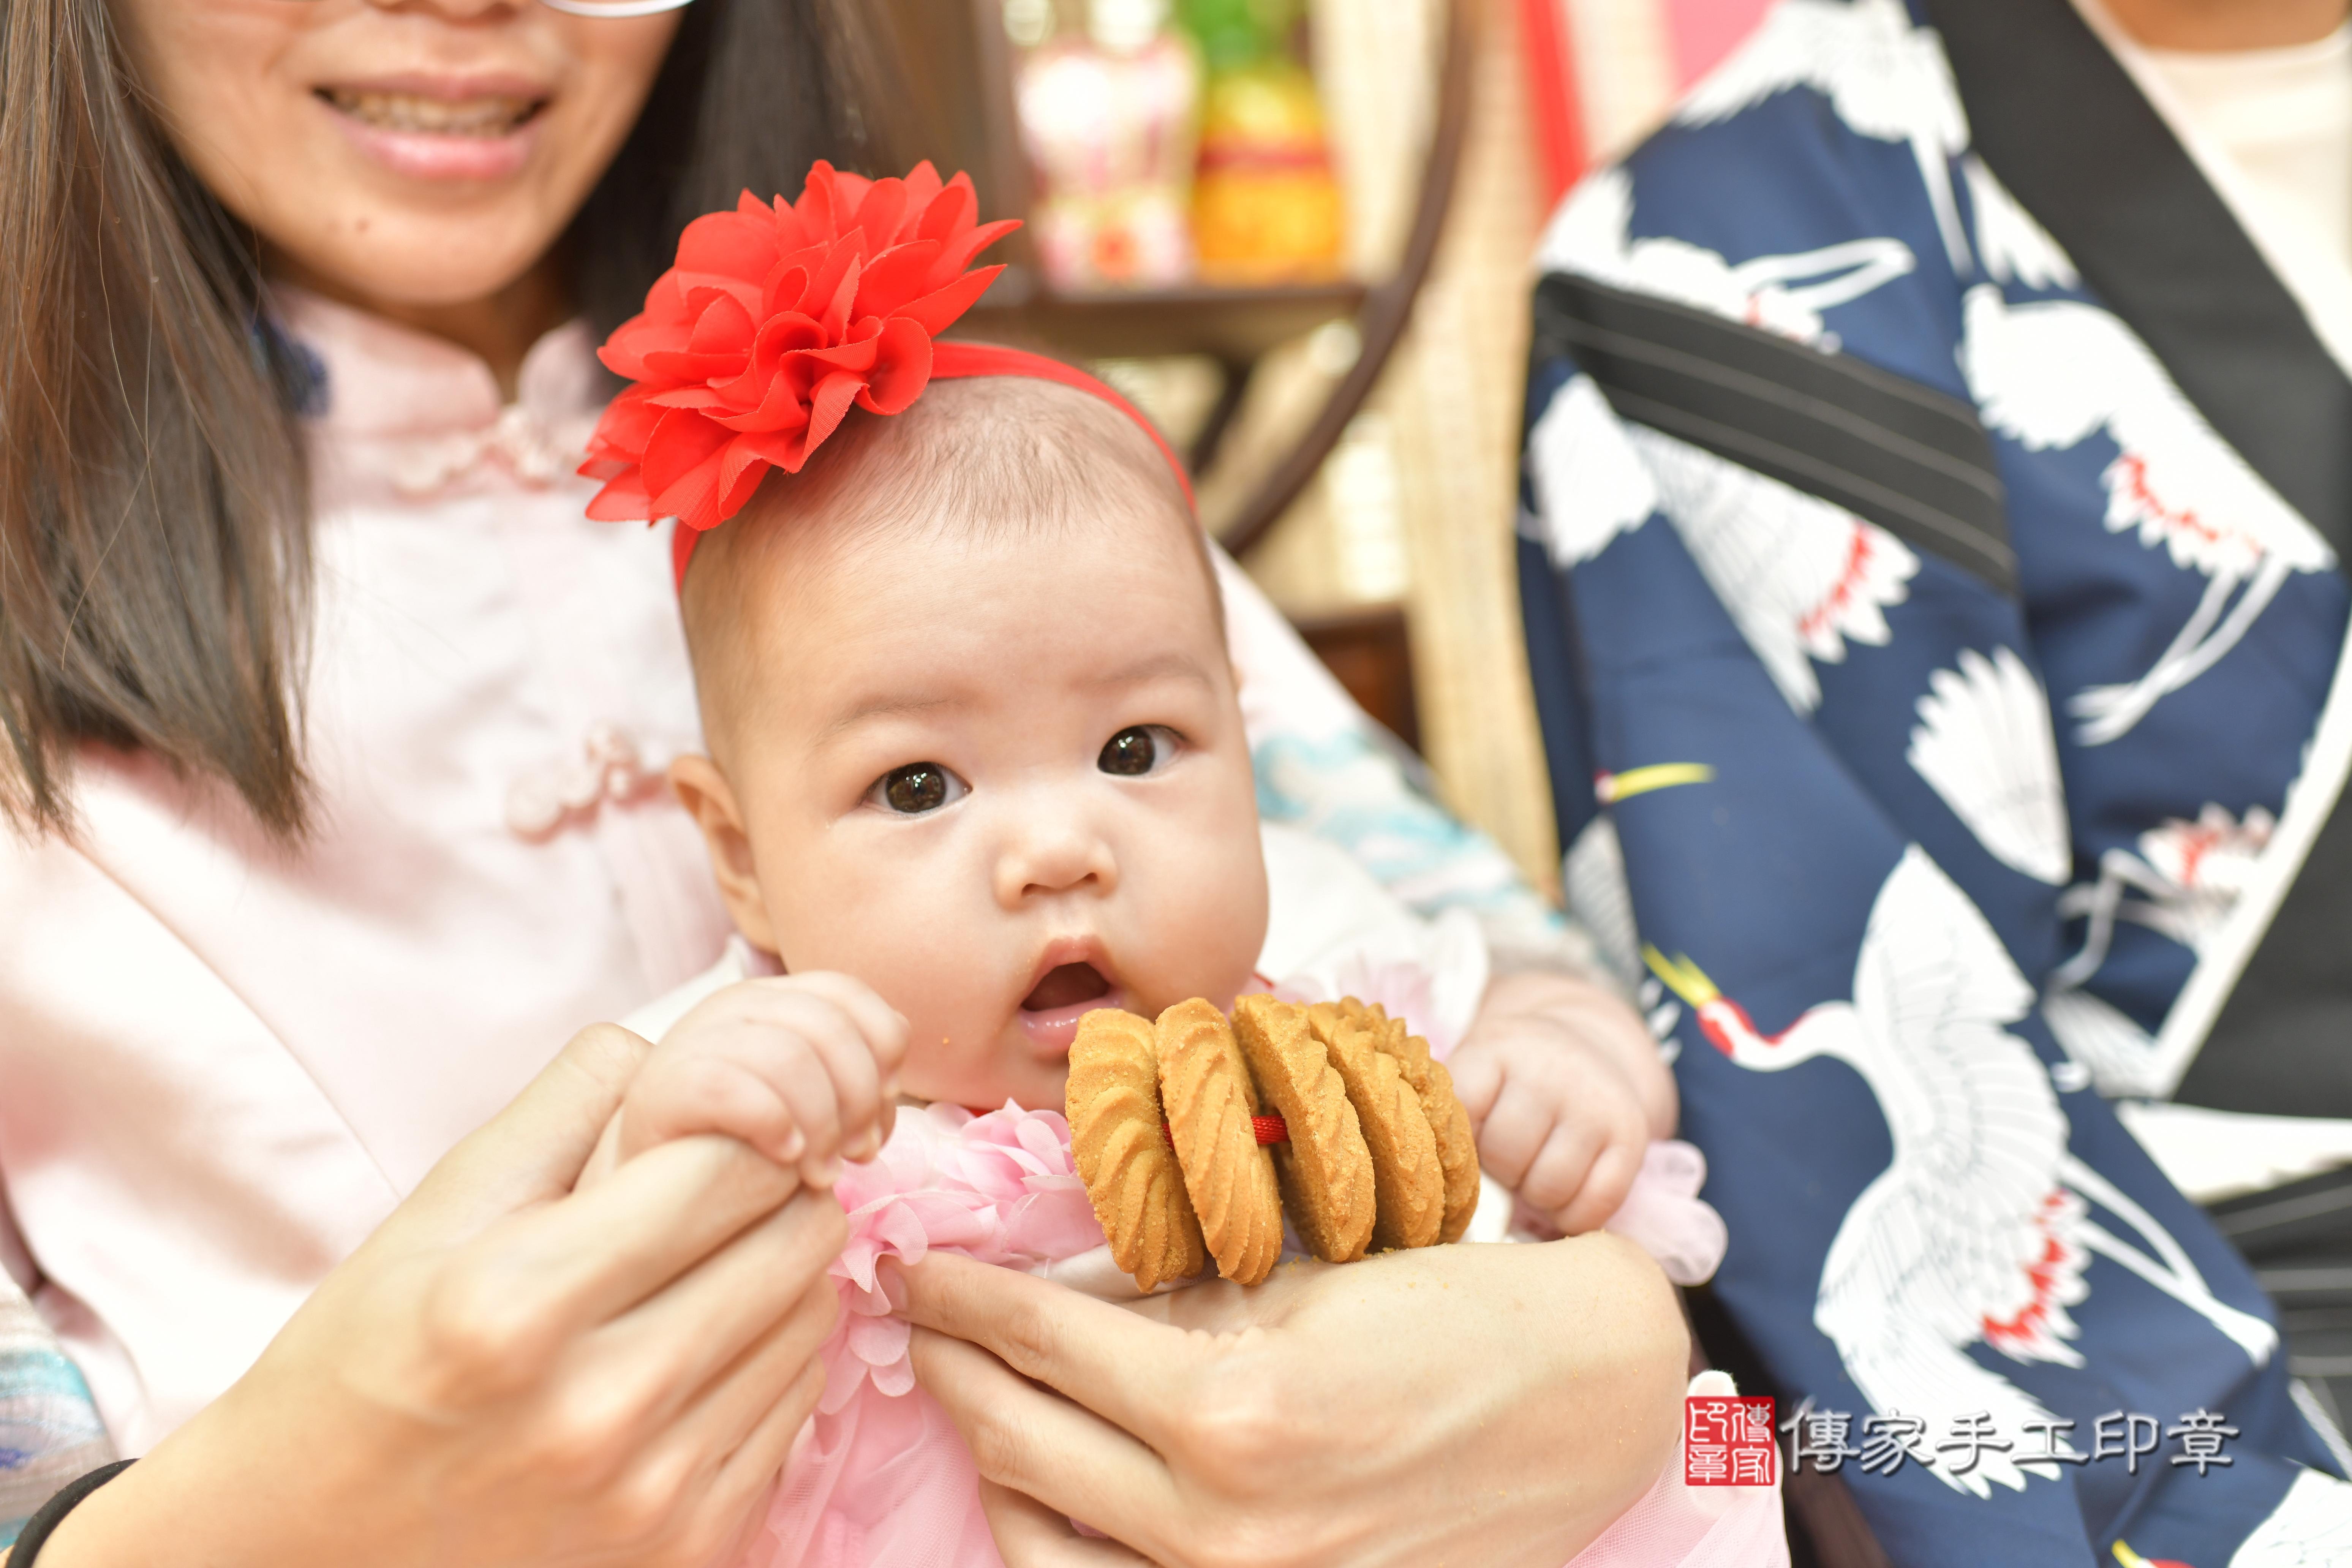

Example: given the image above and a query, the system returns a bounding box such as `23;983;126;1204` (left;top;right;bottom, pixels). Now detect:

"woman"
0;0;1686;1560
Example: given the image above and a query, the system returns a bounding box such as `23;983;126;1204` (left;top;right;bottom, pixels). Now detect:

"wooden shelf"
1293;603;1419;750
966;273;1367;362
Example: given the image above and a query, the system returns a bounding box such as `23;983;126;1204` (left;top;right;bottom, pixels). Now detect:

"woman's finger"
445;1134;799;1362
680;1359;828;1568
595;1189;845;1433
978;1481;1155;1567
712;1353;828;1507
650;1271;838;1475
398;1023;654;1237
908;1326;1184;1560
890;1252;1200;1447
569;1293;836;1568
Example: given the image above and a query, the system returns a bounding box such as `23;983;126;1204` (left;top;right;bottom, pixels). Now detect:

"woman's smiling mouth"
318;87;544;138
314;78;552;181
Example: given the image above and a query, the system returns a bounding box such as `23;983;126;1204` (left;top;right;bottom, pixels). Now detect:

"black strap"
2205;1170;2352;1432
1923;0;2352;563
1530;272;2016;593
2175;796;2352;1118
8;1461;133;1565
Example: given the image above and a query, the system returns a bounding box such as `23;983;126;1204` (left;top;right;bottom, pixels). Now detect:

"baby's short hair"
680;374;1219;737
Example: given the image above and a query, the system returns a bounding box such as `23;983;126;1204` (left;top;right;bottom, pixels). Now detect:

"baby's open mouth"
1021;962;1112;1014
318;89;545;138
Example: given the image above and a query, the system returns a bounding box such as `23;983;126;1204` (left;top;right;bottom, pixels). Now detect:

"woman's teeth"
321;89;539;138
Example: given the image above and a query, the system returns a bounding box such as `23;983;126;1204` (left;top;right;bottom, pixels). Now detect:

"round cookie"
1231;994;1375;1263
1155;998;1285;1284
1351;998;1482;1244
1067;1008;1206;1292
1307;1002;1443;1251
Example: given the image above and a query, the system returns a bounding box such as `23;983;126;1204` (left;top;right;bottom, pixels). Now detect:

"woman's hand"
46;1024;842;1568
898;1236;1688;1568
1449;969;1677;1235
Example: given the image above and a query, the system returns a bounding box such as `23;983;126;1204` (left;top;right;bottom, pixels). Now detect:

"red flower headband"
579;160;1194;588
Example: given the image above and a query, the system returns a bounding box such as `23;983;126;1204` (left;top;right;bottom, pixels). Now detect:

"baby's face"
696;504;1268;1112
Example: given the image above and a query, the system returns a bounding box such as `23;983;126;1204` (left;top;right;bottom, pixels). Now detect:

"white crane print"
2228;1466;2352;1565
1960;285;2336;745
1906;646;2072;886
1536;168;1917;350
1676;0;1974;270
1634;426;1919;715
1646;846;2277;1497
1525;381;1921;716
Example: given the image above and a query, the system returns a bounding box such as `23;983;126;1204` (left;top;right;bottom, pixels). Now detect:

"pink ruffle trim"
825;1102;1100;1411
744;1102;1099;1568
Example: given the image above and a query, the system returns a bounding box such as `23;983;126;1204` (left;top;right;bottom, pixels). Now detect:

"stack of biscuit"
1065;993;1480;1290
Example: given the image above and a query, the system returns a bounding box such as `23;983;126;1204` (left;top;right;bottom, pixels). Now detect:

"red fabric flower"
580;160;1019;534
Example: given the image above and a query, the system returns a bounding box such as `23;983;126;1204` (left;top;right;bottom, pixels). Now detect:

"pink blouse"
0;290;1585;1457
0;291;733;1452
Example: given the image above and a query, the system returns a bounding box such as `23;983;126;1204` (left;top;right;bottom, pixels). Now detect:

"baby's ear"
669;754;781;953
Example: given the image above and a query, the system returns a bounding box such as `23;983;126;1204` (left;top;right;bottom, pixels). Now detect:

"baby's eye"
868;762;967;815
1099;725;1181;777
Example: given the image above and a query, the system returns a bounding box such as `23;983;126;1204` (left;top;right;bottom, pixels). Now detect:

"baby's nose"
994;809;1118;907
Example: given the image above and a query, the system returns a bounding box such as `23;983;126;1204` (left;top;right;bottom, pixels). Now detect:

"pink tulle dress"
739;1098;1782;1568
752;1099;1092;1566
733;1096;1778;1563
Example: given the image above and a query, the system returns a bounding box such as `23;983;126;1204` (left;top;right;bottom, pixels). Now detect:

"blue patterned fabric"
1;1277;113;1547
1519;0;2352;1560
1253;726;1576;960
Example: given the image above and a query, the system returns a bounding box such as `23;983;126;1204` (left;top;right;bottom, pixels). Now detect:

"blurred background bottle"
1015;0;1203;291
1184;0;1347;284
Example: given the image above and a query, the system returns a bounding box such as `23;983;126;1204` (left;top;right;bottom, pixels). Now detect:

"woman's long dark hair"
0;0;879;837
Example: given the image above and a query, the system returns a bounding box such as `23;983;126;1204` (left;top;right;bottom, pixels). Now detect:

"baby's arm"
1446;969;1675;1234
590;973;909;1190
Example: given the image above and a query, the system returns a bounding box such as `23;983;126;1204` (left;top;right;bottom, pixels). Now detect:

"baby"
583;368;1746;1566
605;371;1677;1244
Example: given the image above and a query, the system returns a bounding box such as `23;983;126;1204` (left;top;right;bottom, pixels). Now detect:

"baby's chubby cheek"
775;913;1046;1108
1123;835;1271;1018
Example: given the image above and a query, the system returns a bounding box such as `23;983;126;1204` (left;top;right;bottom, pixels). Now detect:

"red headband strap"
665;343;1196;590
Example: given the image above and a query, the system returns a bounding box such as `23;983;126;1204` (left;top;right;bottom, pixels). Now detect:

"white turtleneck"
2140;23;2352;273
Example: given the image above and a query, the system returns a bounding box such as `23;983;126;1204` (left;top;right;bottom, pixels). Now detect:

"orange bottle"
1184;0;1345;284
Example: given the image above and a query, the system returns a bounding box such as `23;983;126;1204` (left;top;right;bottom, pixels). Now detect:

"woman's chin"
270;217;561;321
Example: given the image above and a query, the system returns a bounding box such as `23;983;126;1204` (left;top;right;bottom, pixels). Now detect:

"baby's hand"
1446;969;1675;1236
603;973;910;1190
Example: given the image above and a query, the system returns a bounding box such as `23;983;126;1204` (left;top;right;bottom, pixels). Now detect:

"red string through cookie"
1162;1117;1288;1146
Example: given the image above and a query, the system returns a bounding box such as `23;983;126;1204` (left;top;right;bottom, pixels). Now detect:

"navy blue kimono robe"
1518;0;2352;1560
